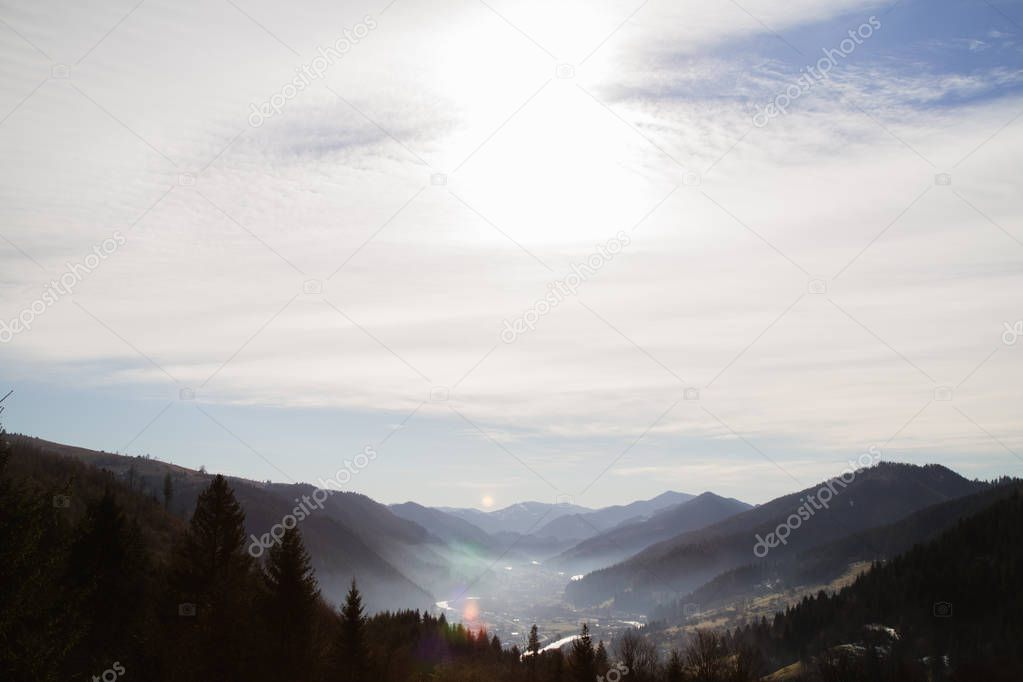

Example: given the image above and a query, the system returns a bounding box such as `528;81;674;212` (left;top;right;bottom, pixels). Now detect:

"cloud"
1;0;1022;503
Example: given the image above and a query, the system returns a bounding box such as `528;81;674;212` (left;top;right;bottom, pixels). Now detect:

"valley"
433;557;647;654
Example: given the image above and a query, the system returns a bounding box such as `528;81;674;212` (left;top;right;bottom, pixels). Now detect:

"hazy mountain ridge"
565;463;988;610
554;491;752;573
531;490;697;542
389;501;496;549
12;434;702;609
436;491;695;544
655;477;1023;622
264;483;483;601
437;500;593;535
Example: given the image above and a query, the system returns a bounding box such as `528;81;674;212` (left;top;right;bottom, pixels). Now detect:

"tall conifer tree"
337;578;367;680
262;526;319;679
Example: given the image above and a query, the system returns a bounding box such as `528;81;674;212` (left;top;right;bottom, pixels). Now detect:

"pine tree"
62;490;148;677
548;649;565;682
569;623;595;682
475;626;490;653
170;474;257;681
338;578;367;680
178;474;253;591
262;526;320;679
595;640;609;676
528;624;541;679
528;624;540;655
0;415;72;680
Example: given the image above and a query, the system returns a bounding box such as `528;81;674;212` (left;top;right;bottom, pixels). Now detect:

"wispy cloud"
1;0;1022;504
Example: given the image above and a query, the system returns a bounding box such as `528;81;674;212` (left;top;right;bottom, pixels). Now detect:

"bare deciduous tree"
614;630;658;682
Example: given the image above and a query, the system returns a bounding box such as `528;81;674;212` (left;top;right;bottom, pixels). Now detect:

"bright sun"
426;22;659;247
481;495;495;509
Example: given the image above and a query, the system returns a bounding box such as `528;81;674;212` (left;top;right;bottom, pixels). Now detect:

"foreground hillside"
0;429;529;681
733;487;1023;680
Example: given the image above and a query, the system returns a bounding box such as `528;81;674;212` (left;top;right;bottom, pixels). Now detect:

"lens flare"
463;598;480;622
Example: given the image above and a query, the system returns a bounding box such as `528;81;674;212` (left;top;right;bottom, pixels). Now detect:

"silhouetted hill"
555;492;751;573
531;491;696;543
565;463;986;611
390;501;496;548
438;500;592;535
3;434;186;562
435;492;695;546
229;481;436;610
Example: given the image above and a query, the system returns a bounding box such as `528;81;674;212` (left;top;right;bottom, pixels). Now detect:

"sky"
1;0;1022;509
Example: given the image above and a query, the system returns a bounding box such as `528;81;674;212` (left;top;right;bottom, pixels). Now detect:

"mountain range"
654;475;1023;623
553;491;752;574
10;432;1008;631
7;435;718;612
435;490;694;540
564;462;987;611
